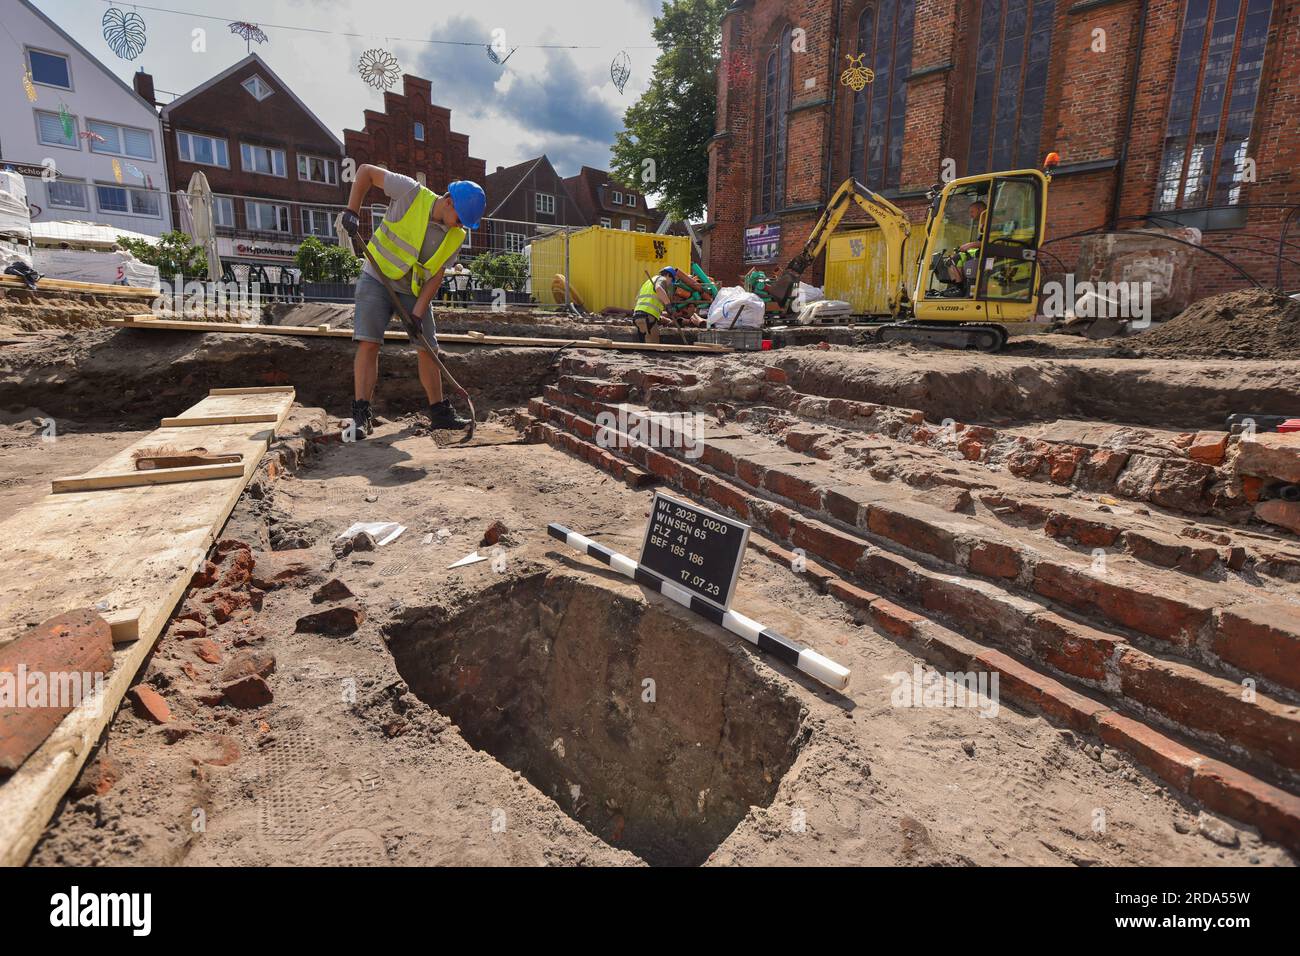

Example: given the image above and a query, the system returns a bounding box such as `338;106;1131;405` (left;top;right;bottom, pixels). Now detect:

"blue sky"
26;0;666;176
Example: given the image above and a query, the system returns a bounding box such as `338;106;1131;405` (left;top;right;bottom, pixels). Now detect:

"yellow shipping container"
824;227;925;317
531;227;691;312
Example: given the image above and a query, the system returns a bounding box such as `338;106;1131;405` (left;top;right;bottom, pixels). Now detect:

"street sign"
639;491;750;611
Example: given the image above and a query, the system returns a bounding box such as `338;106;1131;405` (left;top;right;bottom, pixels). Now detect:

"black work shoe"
428;400;470;430
349;399;374;438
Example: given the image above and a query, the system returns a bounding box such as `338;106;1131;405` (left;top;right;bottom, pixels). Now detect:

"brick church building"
704;0;1298;300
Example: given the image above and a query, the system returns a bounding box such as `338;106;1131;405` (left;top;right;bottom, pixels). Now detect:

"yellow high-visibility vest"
366;187;466;296
635;277;665;319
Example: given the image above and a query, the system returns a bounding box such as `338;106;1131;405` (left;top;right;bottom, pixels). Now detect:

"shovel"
349;234;476;441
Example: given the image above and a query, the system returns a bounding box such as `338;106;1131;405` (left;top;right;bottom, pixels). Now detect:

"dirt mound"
1129;288;1300;359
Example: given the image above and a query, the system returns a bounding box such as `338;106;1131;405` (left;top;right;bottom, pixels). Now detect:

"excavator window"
976;177;1042;303
924;183;990;299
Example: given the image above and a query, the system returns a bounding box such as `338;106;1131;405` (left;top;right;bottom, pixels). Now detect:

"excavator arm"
767;178;913;315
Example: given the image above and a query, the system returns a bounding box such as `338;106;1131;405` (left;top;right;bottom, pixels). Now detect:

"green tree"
610;0;727;221
296;236;361;283
468;251;529;292
117;231;208;278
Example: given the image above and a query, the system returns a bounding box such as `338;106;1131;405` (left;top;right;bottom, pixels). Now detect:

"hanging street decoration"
59;103;74;140
125;163;145;181
485;42;518;66
112;158;124;184
22;68;37;103
102;7;148;61
840;53;874;92
228;22;269;53
78;129;107;145
358;48;402;90
610;50;631;94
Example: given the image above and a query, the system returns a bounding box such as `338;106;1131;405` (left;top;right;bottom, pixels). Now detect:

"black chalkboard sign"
639;492;750;611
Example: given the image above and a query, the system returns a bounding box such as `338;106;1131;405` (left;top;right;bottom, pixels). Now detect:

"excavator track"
875;321;1008;353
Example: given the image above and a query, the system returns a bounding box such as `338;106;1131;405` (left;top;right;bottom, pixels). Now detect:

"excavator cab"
913;169;1050;327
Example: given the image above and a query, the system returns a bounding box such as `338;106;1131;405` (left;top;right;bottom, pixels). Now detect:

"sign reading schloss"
639;492;750;611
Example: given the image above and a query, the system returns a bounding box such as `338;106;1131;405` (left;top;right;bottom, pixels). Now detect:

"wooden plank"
0;388;294;866
208;386;296;396
160;414;279;427
105;316;731;353
51;462;246;494
0;275;157;299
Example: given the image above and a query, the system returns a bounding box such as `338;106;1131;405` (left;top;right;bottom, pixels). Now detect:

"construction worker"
631;266;702;343
339;164;485;436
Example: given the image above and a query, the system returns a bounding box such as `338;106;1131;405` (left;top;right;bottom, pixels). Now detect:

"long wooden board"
0;388;294;866
106;315;731;353
0;275;158;299
51;462;246;493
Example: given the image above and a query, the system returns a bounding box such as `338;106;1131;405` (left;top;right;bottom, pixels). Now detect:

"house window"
600;217;612;228
504;232;527;253
241;75;274;101
95;184;160;217
27;49;71;89
621;218;631;231
611;191;622;204
47;179;88;210
246;201;290;232
414;122;425;141
1156;0;1274;211
759;25;793;214
87;120;154;160
177;131;229;168
636;225;647;232
296;154;339;185
213;196;235;228
535;192;555;215
241;142;287;177
850;1;915;191
301;208;335;236
35;109;77;149
968;0;1055;175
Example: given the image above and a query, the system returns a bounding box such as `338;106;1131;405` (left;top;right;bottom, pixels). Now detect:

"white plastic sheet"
707;286;765;330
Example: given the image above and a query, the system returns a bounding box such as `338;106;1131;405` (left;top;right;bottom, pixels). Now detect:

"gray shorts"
352;271;438;347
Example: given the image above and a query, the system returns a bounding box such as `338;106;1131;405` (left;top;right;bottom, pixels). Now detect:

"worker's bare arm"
345;164;386;213
414;268;446;319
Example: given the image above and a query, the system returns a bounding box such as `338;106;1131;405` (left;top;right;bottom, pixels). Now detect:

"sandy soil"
27;415;1293;866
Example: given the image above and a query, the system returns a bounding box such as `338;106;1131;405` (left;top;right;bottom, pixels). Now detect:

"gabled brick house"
706;0;1300;299
154;54;346;271
342;74;486;246
482;155;585;253
562;166;660;233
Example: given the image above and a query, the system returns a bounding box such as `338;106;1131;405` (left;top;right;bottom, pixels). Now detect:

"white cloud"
28;0;663;177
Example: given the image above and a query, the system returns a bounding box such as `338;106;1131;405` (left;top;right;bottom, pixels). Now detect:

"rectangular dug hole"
386;572;807;866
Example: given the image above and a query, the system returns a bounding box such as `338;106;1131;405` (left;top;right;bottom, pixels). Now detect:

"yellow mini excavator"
767;154;1058;352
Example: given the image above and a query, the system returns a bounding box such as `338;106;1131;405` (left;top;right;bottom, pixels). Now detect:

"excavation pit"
386;572;808;866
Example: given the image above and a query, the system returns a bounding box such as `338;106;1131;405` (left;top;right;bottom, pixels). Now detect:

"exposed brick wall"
708;0;1300;299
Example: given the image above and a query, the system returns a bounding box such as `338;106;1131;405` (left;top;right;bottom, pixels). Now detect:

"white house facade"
0;0;171;236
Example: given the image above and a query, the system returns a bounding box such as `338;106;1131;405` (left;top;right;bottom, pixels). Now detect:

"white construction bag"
707;286;765;329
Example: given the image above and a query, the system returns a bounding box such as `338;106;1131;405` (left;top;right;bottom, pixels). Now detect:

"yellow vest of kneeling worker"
367;188;466;296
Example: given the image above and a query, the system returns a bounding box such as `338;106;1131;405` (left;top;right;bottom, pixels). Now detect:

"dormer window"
242;75;274;102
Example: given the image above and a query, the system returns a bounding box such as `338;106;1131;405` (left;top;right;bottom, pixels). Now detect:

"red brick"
827;579;881;608
192;639;223;665
764;467;824;509
1190;759;1300;852
869;599;925;639
222;675;273;709
973;648;1108;733
129;685;172;724
968;541;1021;579
1188;431;1229;465
1214;602;1300;693
701;443;737;475
1032;561;1210;646
0;610;115;774
790;516;868;573
865;503;958;564
644;450;683;482
1028;613;1123;682
699;475;751;520
1043;511;1121;547
763;366;788;384
1095;712;1204;792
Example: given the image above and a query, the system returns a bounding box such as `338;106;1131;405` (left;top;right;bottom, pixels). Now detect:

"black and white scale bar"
548;523;850;691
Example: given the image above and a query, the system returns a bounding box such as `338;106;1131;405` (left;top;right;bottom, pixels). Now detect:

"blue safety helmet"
447;180;486;230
